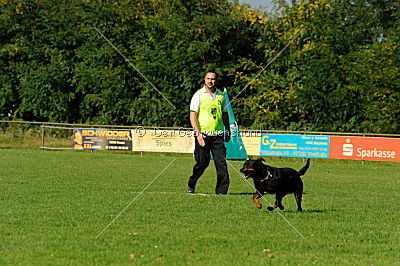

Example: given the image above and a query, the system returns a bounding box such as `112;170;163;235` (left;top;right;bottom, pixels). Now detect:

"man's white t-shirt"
190;87;228;113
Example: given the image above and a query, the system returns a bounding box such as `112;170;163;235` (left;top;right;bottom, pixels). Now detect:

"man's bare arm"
190;111;205;146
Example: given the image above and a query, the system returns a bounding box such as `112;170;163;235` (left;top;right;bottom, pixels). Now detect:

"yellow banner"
241;135;261;156
132;128;260;156
132;129;194;153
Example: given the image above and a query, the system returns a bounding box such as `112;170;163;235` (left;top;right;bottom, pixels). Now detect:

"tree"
0;0;265;127
241;0;400;133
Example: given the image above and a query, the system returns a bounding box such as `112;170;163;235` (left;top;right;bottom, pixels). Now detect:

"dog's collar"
260;171;272;182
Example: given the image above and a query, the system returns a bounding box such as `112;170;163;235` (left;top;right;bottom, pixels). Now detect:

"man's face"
204;72;217;90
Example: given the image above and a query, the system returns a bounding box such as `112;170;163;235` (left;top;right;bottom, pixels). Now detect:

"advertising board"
330;136;400;162
73;128;133;151
132;128;194;153
260;134;330;158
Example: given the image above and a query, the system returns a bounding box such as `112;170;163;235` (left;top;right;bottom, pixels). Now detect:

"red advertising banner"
330;136;400;162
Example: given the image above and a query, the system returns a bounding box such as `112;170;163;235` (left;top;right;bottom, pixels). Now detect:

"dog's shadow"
279;209;338;213
229;192;334;213
229;192;309;196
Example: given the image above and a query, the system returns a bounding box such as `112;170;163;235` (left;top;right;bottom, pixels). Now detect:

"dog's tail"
298;158;310;176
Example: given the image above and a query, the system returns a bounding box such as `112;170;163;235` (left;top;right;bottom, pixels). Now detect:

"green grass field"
1;149;399;264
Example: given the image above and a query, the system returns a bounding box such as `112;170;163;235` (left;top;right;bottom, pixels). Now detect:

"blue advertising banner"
260;134;330;158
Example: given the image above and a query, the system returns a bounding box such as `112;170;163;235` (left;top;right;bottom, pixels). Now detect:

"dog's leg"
268;193;286;211
294;192;303;212
276;193;286;210
295;181;303;212
268;194;279;211
253;192;263;209
267;205;275;211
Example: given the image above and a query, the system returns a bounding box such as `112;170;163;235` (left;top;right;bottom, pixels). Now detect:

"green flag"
223;88;248;159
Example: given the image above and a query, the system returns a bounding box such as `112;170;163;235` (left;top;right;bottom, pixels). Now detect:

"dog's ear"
255;158;265;166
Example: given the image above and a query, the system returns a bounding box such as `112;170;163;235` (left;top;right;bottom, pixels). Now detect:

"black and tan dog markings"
240;158;310;212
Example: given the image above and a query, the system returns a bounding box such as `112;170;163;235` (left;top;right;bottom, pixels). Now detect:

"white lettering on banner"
313;141;328;145
342;138;353;156
356;148;396;159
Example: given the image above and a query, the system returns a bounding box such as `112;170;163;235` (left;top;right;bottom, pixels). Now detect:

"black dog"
240;158;310;212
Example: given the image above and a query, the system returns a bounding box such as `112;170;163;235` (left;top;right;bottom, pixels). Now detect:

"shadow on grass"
229;192;309;195
281;209;338;213
300;209;326;213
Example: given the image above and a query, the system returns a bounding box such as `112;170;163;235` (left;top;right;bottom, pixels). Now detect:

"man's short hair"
205;70;218;79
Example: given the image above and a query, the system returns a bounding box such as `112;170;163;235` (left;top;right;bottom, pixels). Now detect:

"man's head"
204;71;218;90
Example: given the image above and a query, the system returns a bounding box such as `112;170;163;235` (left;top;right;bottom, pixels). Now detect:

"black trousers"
188;135;230;194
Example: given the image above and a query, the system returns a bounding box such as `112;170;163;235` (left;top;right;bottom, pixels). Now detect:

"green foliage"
238;0;399;133
0;0;264;127
0;0;399;133
0;122;71;149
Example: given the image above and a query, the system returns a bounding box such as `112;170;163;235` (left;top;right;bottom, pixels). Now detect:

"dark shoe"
187;186;195;193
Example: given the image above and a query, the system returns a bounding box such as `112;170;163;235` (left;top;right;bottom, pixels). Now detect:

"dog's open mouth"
240;169;255;179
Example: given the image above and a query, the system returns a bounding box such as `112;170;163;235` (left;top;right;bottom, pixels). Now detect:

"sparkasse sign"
330;136;400;162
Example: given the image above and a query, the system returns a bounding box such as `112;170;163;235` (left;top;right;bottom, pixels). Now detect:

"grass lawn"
0;149;399;264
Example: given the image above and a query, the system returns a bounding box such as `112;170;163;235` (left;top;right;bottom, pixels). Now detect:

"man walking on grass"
187;71;230;195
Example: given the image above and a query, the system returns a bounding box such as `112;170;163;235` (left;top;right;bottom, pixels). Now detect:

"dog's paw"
297;208;303;212
278;205;284;210
267;206;275;211
255;203;262;209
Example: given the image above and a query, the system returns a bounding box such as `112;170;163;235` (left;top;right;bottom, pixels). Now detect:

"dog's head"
240;158;266;179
